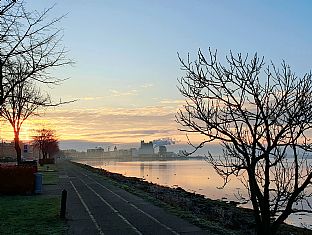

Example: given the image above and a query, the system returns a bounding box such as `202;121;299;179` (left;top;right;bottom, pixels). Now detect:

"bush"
0;165;36;194
39;158;55;165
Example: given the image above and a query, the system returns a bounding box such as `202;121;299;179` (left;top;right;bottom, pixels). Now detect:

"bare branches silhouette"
177;48;312;234
0;0;72;107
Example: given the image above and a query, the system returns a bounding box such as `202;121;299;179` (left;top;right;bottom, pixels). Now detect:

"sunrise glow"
0;0;309;152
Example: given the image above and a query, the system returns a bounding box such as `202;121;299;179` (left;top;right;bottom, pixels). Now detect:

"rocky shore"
73;161;312;235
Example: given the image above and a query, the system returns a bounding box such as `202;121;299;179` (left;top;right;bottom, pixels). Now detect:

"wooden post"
60;189;67;218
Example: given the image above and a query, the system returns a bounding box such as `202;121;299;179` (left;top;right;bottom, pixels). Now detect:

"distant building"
159;145;167;154
158;145;177;158
60;140;183;160
22;143;39;160
130;148;138;157
138;140;154;155
87;147;104;157
0;141;39;161
87;147;104;153
0;141;16;160
62;149;78;159
101;146;137;158
158;145;167;157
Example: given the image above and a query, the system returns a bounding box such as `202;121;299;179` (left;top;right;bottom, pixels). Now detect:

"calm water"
77;159;246;200
76;158;311;229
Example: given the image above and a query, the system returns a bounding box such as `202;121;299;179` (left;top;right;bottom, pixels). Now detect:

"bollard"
60;189;67;219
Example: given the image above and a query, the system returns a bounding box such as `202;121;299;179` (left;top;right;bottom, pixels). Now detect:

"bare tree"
46;140;59;159
33;128;58;160
177;49;312;234
1;80;51;164
0;1;17;16
0;0;71;107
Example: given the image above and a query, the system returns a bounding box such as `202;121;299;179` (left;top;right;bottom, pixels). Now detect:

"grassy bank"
73;161;312;235
0;163;65;235
39;164;58;185
0;195;65;235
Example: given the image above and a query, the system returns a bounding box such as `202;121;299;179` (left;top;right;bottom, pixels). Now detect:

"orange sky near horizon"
0;99;200;146
3;1;312;152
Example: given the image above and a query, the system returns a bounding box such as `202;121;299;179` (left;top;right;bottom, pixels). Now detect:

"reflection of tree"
158;164;168;170
33;129;59;160
177;49;312;234
140;163;145;178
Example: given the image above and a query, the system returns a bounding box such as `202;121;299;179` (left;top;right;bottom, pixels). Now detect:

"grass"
39;164;58;185
0;163;64;234
42;171;58;185
0;195;65;235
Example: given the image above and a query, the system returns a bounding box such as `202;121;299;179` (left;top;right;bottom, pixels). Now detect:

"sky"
1;0;312;151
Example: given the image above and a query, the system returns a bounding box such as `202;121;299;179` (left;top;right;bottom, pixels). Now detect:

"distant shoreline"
66;155;206;162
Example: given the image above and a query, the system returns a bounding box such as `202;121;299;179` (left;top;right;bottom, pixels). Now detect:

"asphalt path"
57;160;209;235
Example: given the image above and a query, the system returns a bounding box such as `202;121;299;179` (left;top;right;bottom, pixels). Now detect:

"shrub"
39;158;55;165
0;165;36;194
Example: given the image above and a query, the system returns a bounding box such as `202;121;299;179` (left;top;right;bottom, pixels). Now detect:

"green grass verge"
38;164;58;185
42;171;58;185
38;164;57;172
0;195;65;235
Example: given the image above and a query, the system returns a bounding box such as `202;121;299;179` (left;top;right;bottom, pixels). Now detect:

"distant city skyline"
1;1;312;151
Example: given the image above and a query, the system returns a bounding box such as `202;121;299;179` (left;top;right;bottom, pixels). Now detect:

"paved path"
56;160;208;235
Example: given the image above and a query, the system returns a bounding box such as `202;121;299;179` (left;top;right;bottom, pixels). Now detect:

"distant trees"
33;128;59;160
177;49;312;234
0;81;51;164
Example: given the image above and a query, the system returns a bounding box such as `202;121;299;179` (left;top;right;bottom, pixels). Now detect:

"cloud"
0;103;207;148
140;83;154;88
160;99;185;105
109;89;138;97
0;100;202;146
15;105;181;143
79;96;105;101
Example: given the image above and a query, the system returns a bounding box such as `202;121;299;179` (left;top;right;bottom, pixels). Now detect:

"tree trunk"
14;132;22;164
258;204;274;235
0;62;4;107
248;168;276;235
257;223;274;235
42;150;47;160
